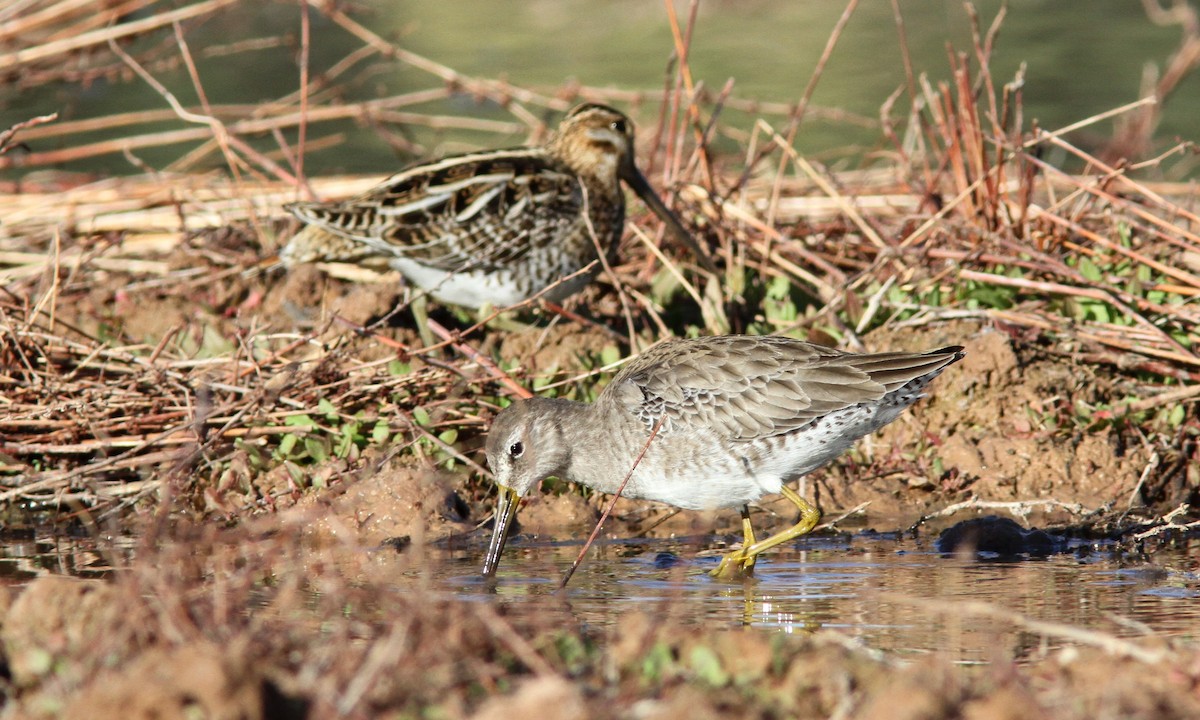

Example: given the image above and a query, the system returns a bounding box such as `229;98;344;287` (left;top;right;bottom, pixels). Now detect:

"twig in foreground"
559;416;664;589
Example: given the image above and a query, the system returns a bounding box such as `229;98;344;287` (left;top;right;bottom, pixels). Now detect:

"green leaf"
412;407;431;427
649;265;682;305
554;634;592;674
334;421;362;457
318;398;337;420
961;282;1016;310
278;433;298;456
283;460;304;484
600;344;621;367
387;359;412;376
688;646;729;687
438;428;458;445
766;274;790;300
372;421;391;444
1117;222;1133;246
1078;256;1102;283
1168;404;1185;427
640;642;675;684
285;414;316;429
305;437;329;462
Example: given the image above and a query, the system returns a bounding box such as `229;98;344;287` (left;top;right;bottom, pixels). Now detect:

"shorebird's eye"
509;441;524;458
610;119;627;134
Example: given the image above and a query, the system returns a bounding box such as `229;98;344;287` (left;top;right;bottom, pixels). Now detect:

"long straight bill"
482;486;520;577
620;162;717;273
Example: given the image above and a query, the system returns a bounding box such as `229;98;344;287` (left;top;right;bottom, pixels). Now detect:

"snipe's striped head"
547;104;639;189
552;103;715;271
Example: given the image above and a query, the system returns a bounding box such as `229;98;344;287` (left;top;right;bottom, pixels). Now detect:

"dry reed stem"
0;0;236;71
0;113;58;155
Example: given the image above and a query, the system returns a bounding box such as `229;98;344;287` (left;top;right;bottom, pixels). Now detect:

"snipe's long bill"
280;103;712;311
481;335;964;580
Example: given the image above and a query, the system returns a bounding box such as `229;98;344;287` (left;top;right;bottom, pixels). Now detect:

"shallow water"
0;533;124;582
438;532;1199;662
5;528;1195;663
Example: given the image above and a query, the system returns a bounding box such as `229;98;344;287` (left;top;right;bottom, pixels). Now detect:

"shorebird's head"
549;103;637;188
481;398;572;577
550;103;717;272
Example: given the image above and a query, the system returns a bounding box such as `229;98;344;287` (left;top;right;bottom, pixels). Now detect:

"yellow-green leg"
713;505;758;580
738;506;758;574
410;296;525;350
411;293;435;350
480;309;529;333
711;486;820;579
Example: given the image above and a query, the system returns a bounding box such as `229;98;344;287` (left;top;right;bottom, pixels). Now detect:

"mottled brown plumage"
482;335;964;579
282;103;710;309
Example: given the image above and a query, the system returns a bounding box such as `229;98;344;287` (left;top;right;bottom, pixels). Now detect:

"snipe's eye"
509;441;524;458
610;119;627;134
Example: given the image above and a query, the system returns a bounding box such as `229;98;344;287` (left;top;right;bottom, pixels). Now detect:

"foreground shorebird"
281;103;710;312
482;336;964;580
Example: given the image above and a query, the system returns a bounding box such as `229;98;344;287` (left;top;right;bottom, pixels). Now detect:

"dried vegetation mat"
1;0;1200;717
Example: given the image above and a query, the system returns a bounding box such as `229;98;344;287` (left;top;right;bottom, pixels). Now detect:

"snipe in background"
281;103;712;317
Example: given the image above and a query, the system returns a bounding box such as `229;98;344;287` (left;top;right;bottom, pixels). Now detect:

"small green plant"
409;406;463;470
957;273;1018;311
550;632;596;676
639;641;677;686
762;274;799;327
687;645;730;687
268;400;392;474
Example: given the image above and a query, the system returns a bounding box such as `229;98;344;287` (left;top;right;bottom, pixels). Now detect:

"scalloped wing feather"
604;336;959;441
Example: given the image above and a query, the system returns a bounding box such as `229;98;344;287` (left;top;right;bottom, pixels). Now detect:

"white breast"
388;258;525;308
